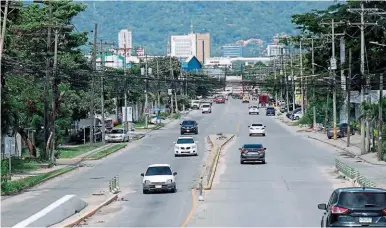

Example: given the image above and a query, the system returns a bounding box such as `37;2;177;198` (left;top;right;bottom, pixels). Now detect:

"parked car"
327;123;355;139
287;108;301;119
318;187;386;227
105;128;129;143
291;111;303;120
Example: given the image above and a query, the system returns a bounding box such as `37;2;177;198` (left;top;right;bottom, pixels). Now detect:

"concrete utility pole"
123;41;128;132
311;38;317;131
290;49;295;111
43;0;52;159
169;56;174;114
0;0;10;153
145;55;149;129
50;29;58;162
348;3;379;154
98;40;115;145
347;48;352;147
378;73;383;160
300;40;304;115
90;23;97;144
321;19;345;140
283;48;290;113
273;57;278;107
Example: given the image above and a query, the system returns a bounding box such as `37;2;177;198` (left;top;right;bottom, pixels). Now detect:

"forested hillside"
73;1;332;56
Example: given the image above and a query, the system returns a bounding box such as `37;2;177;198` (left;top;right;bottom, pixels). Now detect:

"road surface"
186;99;350;227
1;104;228;227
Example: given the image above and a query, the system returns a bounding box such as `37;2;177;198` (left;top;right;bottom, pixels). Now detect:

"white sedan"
248;105;259;115
248;123;266;136
173;136;198;156
141;164;177;194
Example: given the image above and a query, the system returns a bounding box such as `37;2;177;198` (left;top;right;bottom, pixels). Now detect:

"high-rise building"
170;32;211;64
196;33;210;64
221;44;243;57
118;29;132;56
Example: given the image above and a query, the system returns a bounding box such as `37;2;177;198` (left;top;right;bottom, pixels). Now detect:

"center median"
196;133;235;190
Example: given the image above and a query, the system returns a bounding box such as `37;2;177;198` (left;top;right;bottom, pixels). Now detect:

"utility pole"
50;29;58;162
90;23;97;143
311;38;317;132
273;57;278;107
321;19;345;140
145;54;149;129
290;50;295;111
43;0;52;159
156;59;160;109
283;48;290;113
0;0;10;153
347;48;352;147
300;40;304;115
378;73;383;160
348;2;379;154
123;41;128;132
169;56;174;114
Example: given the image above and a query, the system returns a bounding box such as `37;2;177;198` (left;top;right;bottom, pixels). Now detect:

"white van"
201;103;212;114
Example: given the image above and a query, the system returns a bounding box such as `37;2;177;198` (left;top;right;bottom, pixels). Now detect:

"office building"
266;44;287;56
170;32;211;64
118;29;132;56
221;44;243;57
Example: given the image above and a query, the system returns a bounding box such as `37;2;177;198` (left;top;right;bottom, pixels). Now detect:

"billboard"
122;106;133;122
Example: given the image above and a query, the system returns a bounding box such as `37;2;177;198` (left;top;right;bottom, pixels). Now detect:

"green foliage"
73;2;332;55
88;144;126;160
57;142;103;158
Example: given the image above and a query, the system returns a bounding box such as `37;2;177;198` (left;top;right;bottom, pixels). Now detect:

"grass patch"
1;166;75;195
172;113;181;119
57;143;103;158
134;121;146;128
88;144;126;160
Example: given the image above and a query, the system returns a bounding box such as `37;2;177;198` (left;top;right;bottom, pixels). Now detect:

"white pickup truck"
201;103;212;114
191;100;201;109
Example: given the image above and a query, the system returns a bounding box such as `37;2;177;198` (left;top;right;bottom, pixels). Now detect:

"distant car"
201;104;212;114
248;106;259;115
141;164;177;194
318;187;386;227
180;120;198;135
266;107;275;116
242;96;250;103
248;123;266;136
239;144;266;164
214;96;226;104
105;128;129;142
173;136;198;157
327;123;355;139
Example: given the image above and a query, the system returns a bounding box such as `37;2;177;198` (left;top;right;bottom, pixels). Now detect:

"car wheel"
263;133;266;136
262;160;266;164
181;131;184;135
195;130;198;134
194;153;198;156
172;186;177;193
249;112;251;115
240;160;244;164
295;116;300;120
327;136;332;139
175;154;178;157
143;189;148;194
249;133;252;136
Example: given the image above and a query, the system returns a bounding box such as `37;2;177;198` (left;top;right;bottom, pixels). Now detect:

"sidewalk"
275;112;386;188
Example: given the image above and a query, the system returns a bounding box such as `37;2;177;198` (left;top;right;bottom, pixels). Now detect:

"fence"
335;159;376;187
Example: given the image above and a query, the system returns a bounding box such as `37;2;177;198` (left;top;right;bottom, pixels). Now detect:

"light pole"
141;64;152;129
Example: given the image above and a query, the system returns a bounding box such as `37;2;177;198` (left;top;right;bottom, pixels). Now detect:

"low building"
221;44;243;57
182;56;202;72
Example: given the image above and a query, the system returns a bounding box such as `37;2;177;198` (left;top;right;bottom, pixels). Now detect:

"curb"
204;134;235;190
85;144;127;160
307;135;386;166
62;194;118;227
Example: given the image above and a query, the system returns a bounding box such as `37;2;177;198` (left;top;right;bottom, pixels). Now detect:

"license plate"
155;185;162;189
359;217;372;223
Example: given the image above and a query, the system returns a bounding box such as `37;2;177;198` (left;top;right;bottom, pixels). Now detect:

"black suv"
180;120;198;135
318;187;386;227
266;107;275;116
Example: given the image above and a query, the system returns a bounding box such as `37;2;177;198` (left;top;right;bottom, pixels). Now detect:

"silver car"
105;128;129;142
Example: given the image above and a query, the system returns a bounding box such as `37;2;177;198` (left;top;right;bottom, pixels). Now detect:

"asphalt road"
186;99;351;227
0;103;231;227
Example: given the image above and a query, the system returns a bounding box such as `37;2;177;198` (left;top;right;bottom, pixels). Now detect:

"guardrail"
335;159;376;187
109;175;120;194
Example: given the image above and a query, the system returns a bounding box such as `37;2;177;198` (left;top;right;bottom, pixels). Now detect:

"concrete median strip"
60;194;118;227
196;133;235;191
335;159;377;188
13;195;88;228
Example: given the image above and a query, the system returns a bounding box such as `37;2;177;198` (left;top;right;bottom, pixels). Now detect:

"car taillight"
331;206;349;214
382;209;386;215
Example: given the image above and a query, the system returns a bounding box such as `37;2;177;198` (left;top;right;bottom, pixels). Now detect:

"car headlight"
144;180;150;185
166;179;173;184
174;146;179;150
192;145;197;149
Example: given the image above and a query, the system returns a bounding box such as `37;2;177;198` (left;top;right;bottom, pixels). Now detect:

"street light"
313;63;338;140
370;41;386;47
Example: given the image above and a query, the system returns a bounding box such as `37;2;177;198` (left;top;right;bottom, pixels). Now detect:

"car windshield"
339;192;386;207
177;138;194;144
110;129;124;134
145;166;172;176
202;105;210;108
251;124;263;127
182;121;195;125
250;106;258;108
267;108;274;110
243;144;263;149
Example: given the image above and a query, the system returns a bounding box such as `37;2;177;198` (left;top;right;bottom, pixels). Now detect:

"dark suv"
180;120;198;135
318;187;386;227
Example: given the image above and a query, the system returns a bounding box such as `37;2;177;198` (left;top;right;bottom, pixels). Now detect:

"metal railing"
335;159;376;187
109;175;120;194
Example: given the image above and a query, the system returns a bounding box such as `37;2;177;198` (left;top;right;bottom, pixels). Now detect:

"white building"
204;57;232;68
170;34;197;58
266;44;287;57
118;29;132;56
